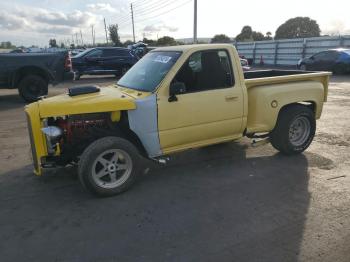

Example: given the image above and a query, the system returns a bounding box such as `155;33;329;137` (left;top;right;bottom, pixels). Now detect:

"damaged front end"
25;106;124;175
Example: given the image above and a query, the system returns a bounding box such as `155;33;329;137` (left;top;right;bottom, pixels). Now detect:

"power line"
112;0;174;25
133;0;179;17
133;0;176;13
130;0;151;7
133;0;192;24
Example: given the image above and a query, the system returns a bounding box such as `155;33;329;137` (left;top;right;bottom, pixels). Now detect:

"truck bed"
244;70;331;101
244;70;331;134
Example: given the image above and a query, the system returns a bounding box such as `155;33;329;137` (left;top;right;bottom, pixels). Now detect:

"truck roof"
152;44;234;52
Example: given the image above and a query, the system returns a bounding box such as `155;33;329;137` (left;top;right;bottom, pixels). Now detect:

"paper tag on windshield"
154;55;172;63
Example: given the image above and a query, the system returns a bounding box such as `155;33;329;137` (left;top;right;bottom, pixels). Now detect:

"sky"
0;0;350;47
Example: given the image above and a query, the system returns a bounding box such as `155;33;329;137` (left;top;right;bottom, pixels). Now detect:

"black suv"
72;47;139;80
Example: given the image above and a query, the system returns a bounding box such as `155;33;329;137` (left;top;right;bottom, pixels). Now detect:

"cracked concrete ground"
0;75;349;262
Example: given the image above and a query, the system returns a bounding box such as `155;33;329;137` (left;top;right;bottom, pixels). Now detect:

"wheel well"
118;111;148;157
279;101;316;116
13;66;50;88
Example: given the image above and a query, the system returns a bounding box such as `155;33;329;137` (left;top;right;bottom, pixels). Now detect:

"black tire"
270;104;316;155
18;75;48;102
78;136;142;197
118;65;130;77
333;64;346;75
299;64;307;71
75;73;81;80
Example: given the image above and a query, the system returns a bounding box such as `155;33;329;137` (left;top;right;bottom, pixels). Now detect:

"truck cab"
25;44;331;197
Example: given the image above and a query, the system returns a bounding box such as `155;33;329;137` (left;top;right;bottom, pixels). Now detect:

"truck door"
157;49;244;153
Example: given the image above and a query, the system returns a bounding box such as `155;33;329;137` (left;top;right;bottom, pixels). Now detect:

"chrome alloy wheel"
92;149;133;189
289;116;311;147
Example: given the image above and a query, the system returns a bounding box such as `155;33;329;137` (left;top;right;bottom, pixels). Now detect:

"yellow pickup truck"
25;44;331;196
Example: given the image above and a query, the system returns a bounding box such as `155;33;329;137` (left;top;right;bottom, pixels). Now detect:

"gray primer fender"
127;94;162;157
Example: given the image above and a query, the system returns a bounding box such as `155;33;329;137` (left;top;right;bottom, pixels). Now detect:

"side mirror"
169;82;186;102
310;56;314;60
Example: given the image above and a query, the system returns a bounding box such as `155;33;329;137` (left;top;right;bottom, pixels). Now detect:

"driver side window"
173;50;234;93
85;49;103;58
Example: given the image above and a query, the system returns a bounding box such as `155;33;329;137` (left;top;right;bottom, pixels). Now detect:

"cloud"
34;9;97;28
322;19;350;36
0;6;99;37
87;3;119;13
163;25;178;32
39;25;75;35
0;11;31;30
143;23;178;33
143;25;159;33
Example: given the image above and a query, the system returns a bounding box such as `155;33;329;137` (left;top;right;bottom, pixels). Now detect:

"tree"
156;36;177;46
0;41;15;49
143;38;156;46
252;31;265;41
211;34;231;43
108;24;121;46
275;17;320;39
236;26;253;42
265;32;273;40
123;40;134;47
236;26;267;42
49;39;58;48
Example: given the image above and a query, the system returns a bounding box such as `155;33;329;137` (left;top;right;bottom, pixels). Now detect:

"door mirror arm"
168;94;178;102
168;82;186;103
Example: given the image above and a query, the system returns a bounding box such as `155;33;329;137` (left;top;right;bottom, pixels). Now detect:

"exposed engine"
45;113;125;165
54;113;110;144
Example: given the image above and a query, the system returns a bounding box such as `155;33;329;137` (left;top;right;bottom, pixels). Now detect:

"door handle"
225;95;238;101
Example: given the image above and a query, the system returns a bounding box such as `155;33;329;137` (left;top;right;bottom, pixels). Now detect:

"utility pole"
131;3;136;43
91;25;95;46
80;30;84;46
193;0;197;44
104;18;109;44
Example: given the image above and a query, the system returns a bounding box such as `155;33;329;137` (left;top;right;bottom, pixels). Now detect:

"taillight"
65;54;72;70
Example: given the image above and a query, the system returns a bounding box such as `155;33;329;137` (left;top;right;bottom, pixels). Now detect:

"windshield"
117;51;182;92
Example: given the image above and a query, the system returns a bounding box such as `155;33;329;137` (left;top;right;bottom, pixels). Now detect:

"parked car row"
71;47;139;80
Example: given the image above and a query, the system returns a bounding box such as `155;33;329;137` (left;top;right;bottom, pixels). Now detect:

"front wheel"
18;75;48;102
78;137;142;197
333;64;346;75
270;104;316;155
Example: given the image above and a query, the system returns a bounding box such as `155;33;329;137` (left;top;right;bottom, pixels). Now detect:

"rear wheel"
117;66;130;77
18;75;48;102
270;105;316;155
78;136;142;197
299;64;307;71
